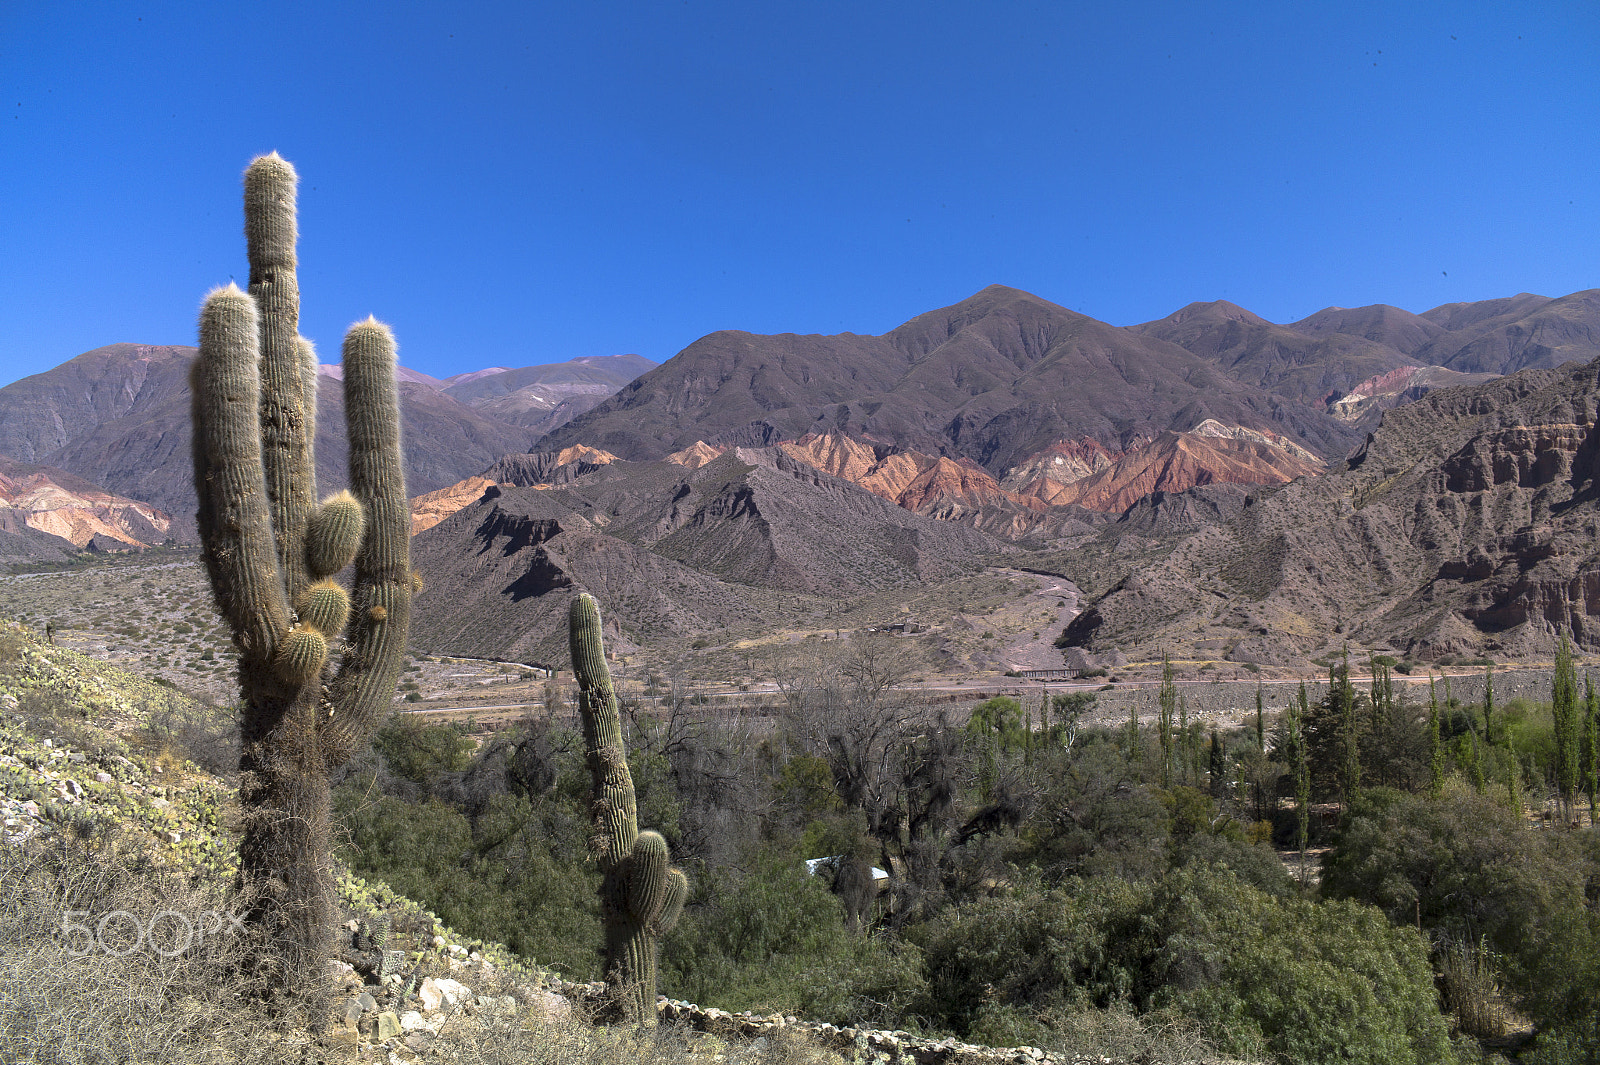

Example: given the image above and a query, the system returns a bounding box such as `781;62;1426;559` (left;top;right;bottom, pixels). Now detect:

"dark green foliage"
1553;632;1581;819
370;716;473;787
1322;789;1600;1036
915;865;1454;1065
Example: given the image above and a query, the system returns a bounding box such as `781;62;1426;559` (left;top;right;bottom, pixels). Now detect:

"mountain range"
4;284;1600;665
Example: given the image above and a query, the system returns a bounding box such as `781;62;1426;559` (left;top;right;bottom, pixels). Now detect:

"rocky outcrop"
1329;365;1501;425
999;438;1126;494
410;477;500;536
407;446;621;536
1060;359;1600;663
0;458;170;549
1031;432;1323;513
664;440;728;468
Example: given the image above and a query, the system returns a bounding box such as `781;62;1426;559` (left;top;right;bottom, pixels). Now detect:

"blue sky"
2;1;1596;385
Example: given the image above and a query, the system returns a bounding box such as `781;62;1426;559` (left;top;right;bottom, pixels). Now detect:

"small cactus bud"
409;570;425;595
295;579;349;636
368;605;388;623
306;490;365;577
274;627;327;683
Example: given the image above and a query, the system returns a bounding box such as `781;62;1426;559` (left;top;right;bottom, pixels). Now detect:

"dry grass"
0;840;291;1065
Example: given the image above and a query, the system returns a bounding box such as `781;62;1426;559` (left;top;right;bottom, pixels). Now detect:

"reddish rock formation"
1041;432;1325;513
664;441;728;469
410;476;499;536
0;459;170;548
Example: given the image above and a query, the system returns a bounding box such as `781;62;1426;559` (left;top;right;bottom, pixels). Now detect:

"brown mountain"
534;285;1362;475
1130;299;1417;408
1286;303;1446;355
1416;290;1600;375
408;446;1004;662
439;354;657;436
1058;358;1600;663
0;343;536;538
1327;365;1502;427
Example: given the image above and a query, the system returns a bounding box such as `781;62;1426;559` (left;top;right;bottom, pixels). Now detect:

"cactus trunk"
192;153;411;1011
569;594;687;1025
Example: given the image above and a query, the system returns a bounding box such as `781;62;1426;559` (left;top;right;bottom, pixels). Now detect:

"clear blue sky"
2;1;1596;384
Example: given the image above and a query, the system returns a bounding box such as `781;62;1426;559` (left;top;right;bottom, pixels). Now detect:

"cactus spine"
569;593;687;1025
191;152;412;999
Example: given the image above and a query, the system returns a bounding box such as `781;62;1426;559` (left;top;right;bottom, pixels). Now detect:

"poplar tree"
1255;679;1265;752
1585;673;1598;826
1482;662;1496;746
1158;653;1176;788
1337;647;1361;805
1428;674;1444;799
1552;631;1580;823
1292;683;1311;880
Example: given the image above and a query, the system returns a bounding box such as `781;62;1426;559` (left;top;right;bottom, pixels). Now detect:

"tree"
1552;631;1581;823
1427;675;1444;799
191;154;412;1001
1337;647;1361;805
1158;653;1176;788
1585;674;1599;826
1207;730;1226;799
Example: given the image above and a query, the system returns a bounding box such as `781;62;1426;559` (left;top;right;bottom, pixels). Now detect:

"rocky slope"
0;344;537;538
1326;365;1502;427
439;354;656;436
1059;358;1600;663
534;286;1362;474
0;457;170;550
409;447;1006;663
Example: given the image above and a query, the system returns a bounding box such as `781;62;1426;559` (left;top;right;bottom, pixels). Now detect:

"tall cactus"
569;593;687;1025
191;152;411;999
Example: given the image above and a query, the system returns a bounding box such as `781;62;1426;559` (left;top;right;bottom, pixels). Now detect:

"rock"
527;991;570;1025
342;999;364;1029
358;992;377;1012
398;1010;428;1032
93;771;112;783
375;1011;402;1041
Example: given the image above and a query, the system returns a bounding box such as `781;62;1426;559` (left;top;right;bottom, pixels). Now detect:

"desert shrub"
1322;788;1600;1034
335;785;602;977
371;715;474;787
913;865;1455;1065
144;700;239;779
0;841;282;1064
664;854;923;1026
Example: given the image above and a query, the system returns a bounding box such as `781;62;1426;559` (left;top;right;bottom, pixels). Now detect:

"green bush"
371;715;473;786
914;866;1455;1065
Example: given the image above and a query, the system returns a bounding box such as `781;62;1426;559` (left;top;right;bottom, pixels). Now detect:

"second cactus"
569;593;688;1025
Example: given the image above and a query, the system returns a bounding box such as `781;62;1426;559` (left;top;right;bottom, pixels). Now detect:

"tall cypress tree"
1293;682;1311;880
1179;693;1192;786
1337;646;1361;806
1482;662;1496;746
1428;673;1444;799
1208;730;1225;798
1158;652;1176;789
1584;673;1598;826
1552;631;1580;822
1255;678;1265;753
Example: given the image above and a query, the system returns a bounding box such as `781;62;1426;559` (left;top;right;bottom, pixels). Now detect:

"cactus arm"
192;284;291;667
319;318;412;768
245;152;317;602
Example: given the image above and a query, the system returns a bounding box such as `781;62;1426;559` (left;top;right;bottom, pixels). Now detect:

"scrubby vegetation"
328;637;1600;1064
6;610;1600;1064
